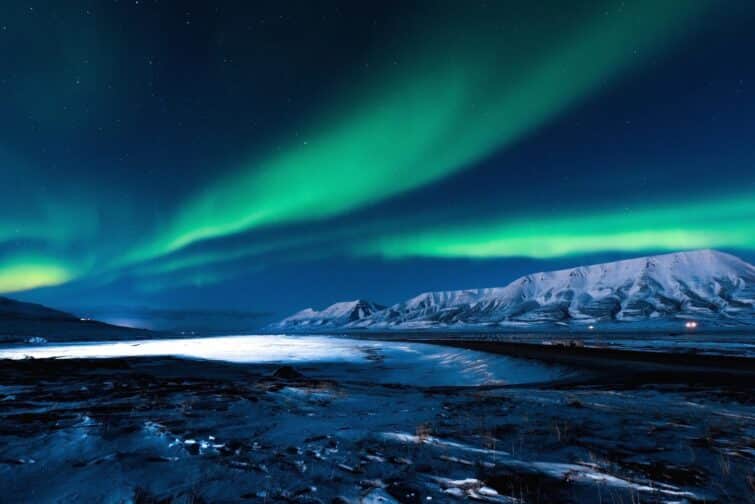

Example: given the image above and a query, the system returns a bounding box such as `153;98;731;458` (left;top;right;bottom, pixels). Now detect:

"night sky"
2;1;755;328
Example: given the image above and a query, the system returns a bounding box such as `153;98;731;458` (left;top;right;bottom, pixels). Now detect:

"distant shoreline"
411;337;755;379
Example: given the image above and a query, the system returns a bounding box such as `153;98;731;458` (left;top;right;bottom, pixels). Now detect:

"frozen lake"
0;334;569;387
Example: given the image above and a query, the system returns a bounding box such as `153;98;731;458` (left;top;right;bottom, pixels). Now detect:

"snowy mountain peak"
274;250;755;331
274;299;386;329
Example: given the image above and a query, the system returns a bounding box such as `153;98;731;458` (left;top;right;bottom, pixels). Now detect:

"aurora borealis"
135;0;708;260
2;0;755;320
361;193;755;259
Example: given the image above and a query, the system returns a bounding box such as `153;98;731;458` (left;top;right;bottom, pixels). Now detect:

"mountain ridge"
273;250;755;332
0;296;78;322
272;299;386;330
0;296;150;343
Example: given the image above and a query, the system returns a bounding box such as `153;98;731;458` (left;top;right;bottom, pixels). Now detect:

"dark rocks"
1;348;753;503
385;480;423;503
330;497;354;504
273;365;305;380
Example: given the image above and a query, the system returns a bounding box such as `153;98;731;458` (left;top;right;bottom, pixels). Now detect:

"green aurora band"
360;194;755;260
0;255;75;293
124;192;755;293
3;0;745;295
128;0;711;263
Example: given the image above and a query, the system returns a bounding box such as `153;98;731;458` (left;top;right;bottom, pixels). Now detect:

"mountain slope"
276;250;755;331
0;296;149;343
0;297;78;322
273;300;386;330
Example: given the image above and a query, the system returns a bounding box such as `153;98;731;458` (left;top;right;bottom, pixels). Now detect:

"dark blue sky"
1;1;754;327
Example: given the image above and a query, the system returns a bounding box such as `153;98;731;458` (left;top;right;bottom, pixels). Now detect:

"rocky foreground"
0;355;753;503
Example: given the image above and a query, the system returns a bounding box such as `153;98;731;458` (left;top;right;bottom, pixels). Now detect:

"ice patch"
380;431;706;501
0;335;567;387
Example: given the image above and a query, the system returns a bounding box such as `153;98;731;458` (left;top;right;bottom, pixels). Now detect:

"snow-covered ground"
0;335;568;387
1;335;753;503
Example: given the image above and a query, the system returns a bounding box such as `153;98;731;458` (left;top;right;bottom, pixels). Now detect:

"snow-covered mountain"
273;300;386;330
275;250;755;331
